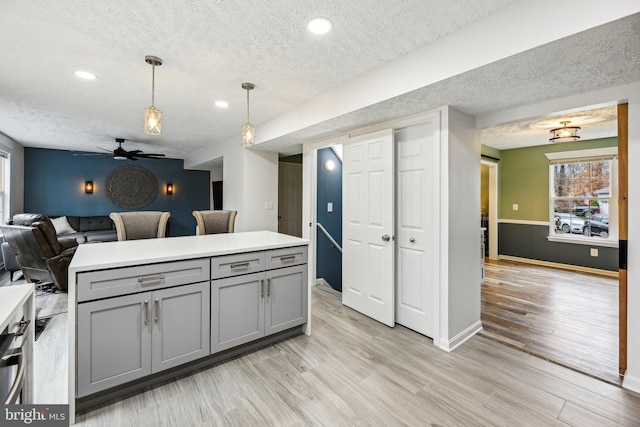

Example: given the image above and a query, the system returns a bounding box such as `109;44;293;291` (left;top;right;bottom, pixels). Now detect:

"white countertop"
69;230;309;273
0;284;34;331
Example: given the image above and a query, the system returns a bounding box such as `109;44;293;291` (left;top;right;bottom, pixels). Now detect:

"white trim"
437;320;483;352
544;146;617;161
546;235;619;248
499;219;550;226
622;374;640;394
498;255;619;278
482;160;499;260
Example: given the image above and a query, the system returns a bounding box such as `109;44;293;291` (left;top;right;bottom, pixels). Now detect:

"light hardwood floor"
30;282;640;426
481;259;620;385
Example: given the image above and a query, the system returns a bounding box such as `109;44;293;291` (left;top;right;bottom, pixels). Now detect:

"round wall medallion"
105;165;158;209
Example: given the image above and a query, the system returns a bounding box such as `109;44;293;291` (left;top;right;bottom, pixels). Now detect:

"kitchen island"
68;231;309;424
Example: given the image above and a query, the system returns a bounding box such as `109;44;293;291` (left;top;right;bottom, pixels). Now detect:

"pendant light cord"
246;88;250;122
151;65;155;106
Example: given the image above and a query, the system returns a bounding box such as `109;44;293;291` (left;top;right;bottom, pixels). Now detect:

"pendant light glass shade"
241;82;255;147
144;55;163;136
144;106;162;135
241;122;255;147
549;121;580;143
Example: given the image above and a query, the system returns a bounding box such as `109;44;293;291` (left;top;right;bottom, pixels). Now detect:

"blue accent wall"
24;148;210;237
316;148;342;291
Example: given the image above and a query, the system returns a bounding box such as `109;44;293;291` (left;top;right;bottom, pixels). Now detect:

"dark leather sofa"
57;215;118;243
0;214;78;291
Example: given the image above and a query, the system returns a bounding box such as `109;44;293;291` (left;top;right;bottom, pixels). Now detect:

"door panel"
342;129;395;327
152;282;210;372
395;121;439;338
77;292;151;397
265;264;308;335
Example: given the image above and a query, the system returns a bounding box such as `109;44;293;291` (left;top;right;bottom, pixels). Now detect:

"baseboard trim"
438;320;483;352
315;278;330;287
498;255;619;278
622;374;640;394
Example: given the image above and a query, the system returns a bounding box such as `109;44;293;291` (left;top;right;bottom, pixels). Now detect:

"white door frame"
481;159;499;260
302;136;348;335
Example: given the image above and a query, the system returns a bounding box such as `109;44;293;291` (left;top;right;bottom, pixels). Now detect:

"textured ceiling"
0;0;518;158
256;14;640;154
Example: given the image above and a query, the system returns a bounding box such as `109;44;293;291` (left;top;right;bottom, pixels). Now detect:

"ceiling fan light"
549;120;580;143
144;106;162;135
241;122;255;148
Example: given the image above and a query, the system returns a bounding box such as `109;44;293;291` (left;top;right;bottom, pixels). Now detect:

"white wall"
0;133;24;218
185;139;278;233
439;107;482;349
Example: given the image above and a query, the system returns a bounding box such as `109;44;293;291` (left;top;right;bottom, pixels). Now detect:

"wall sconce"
166;183;174;195
85;181;94;194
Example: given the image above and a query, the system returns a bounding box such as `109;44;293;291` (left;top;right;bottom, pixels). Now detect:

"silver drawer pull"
260;279;265;298
144;300;149;325
280;255;296;262
267;278;271;296
138;274;166;283
231;262;250;269
154;298;160;323
4;351;23;404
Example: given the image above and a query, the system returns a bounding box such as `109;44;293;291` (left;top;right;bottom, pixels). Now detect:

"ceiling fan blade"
73;153;110;157
97;147;112;153
136;153;165;158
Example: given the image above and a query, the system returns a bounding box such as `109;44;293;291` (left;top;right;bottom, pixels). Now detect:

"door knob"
382;234;391;242
409;237;415;243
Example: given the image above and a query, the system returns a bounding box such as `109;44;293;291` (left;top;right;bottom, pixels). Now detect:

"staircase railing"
316;223;342;253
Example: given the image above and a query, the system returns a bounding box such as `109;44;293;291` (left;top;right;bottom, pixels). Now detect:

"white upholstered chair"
109;211;171;241
192;210;237;235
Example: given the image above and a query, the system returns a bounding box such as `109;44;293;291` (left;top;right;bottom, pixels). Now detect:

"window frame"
545;147;618;248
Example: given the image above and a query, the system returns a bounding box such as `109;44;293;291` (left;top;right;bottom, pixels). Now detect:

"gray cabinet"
211;272;264;353
77;282;210;397
211;264;307;354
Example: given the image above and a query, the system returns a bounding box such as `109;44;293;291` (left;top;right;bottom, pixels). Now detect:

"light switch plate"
264;202;274;210
590;248;599;257
328;202;333;212
512;204;519;211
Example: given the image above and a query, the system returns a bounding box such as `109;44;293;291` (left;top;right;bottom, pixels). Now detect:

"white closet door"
342;129;395;327
395;120;440;338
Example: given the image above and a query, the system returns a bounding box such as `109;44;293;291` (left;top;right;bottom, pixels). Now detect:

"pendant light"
549;121;580;143
144;55;163;135
241;82;255;147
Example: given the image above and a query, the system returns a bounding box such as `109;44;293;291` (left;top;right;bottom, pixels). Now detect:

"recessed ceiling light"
74;70;97;80
215;100;229;108
307;17;333;35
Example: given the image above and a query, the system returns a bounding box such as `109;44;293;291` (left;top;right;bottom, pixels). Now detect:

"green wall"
499;138;618;221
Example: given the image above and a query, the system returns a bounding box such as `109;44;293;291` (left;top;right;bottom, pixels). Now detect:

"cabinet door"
211;272;264;353
151;282;211;372
265;264;308;336
77;292;152;397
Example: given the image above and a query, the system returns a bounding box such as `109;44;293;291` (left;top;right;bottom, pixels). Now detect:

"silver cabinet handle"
409;237;415;243
4;351;24;404
231;262;250;269
15;320;30;337
138;274;165;283
154;298;159;323
382;234;391;242
260;279;264;298
280;255;296;261
144;300;149;325
267;278;271;297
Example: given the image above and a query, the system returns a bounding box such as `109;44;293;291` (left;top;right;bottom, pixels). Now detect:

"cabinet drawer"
211;252;265;279
265;246;307;270
77;259;210;302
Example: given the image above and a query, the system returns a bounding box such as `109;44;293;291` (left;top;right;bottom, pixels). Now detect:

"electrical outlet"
590;248;599;257
512;204;519;211
264;202;274;210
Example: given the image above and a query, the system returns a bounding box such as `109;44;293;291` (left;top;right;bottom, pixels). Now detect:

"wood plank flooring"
481;259;620;385
29;282;640;426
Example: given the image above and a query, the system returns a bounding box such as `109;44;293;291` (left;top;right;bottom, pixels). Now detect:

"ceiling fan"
74;138;166;161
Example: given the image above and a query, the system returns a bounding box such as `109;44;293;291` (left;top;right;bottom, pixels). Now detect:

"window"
546;147;618;246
